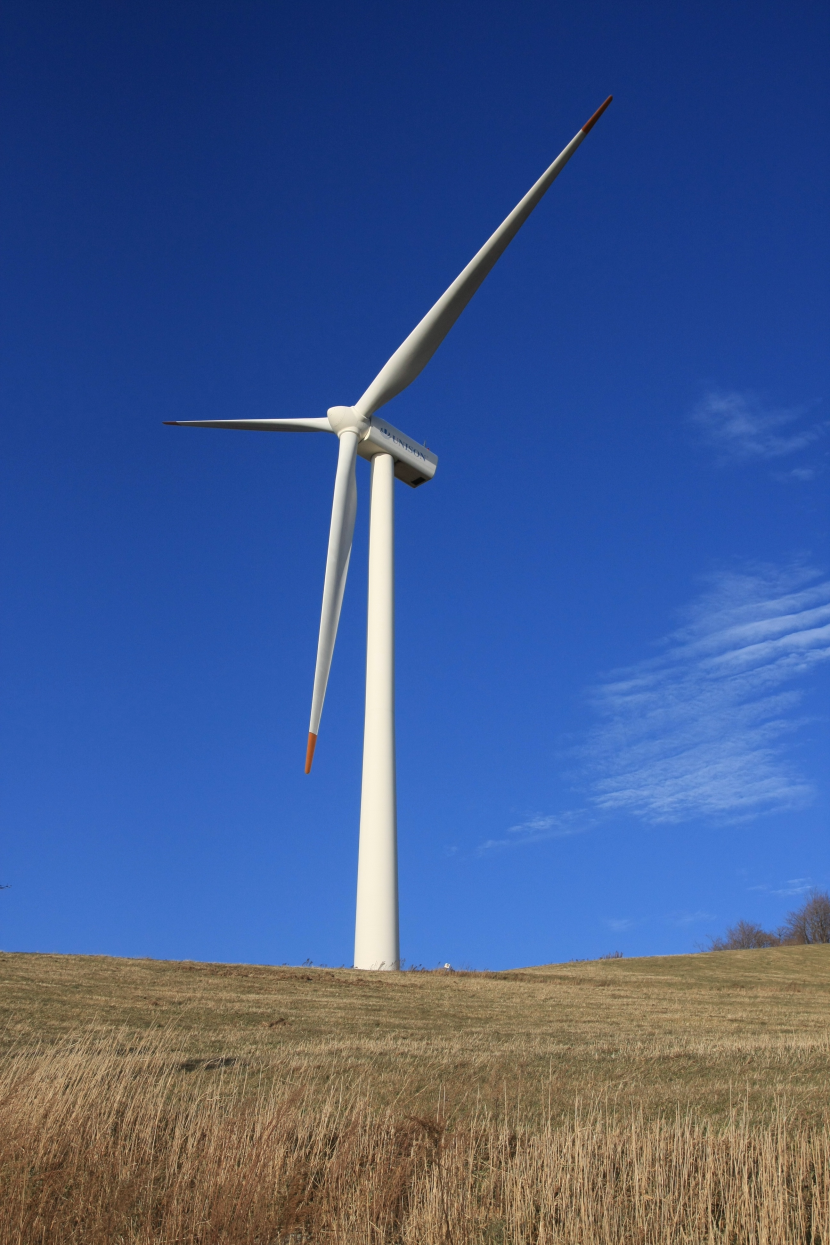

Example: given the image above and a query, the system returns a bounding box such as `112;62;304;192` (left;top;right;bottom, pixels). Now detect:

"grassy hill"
2;943;829;1123
2;947;829;1241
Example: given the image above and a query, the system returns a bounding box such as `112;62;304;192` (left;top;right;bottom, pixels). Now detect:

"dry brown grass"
2;945;829;1123
1;946;829;1241
0;1031;828;1243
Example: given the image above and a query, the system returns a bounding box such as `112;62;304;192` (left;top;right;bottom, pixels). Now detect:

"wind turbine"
166;96;612;970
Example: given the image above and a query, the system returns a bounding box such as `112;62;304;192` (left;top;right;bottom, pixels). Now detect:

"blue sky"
1;0;827;968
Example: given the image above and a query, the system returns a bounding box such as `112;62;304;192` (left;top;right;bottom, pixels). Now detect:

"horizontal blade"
306;430;359;773
164;418;333;432
354;97;612;421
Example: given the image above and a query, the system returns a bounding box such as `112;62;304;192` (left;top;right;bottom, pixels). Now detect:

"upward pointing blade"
306;431;359;773
354;97;612;422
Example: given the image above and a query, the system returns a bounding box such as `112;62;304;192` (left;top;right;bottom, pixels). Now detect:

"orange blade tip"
582;96;613;134
305;732;318;774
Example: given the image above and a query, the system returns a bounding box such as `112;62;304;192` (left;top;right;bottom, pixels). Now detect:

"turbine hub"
327;405;369;438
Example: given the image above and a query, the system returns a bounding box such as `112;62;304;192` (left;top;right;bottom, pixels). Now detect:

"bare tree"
783;890;830;945
707;890;830;951
709;920;780;951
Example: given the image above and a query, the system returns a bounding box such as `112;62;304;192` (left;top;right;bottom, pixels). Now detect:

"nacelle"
357;417;438;488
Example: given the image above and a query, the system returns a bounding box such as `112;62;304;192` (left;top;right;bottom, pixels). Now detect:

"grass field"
1;946;829;1241
3;944;829;1121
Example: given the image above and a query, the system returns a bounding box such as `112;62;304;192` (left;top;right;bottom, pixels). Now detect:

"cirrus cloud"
581;564;830;824
691;390;826;467
475;562;828;855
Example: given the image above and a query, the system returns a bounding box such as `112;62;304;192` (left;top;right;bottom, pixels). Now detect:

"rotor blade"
164;418;333;431
305;430;359;773
354;96;612;421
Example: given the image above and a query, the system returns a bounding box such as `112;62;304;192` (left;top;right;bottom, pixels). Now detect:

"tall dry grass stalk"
1;1032;828;1243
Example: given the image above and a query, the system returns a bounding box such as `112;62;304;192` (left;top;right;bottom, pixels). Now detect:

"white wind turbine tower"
167;96;612;970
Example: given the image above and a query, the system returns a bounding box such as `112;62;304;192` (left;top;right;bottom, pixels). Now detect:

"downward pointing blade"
354;97;612;421
306;431;359;772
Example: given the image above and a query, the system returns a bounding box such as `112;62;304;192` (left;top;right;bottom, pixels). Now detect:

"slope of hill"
2;944;828;1122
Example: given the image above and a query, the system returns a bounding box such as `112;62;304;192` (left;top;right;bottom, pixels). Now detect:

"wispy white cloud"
476;564;827;856
749;876;815;897
580;564;830;825
692;391;826;466
670;910;716;927
476;810;590;855
774;878;815;896
604;910;715;933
